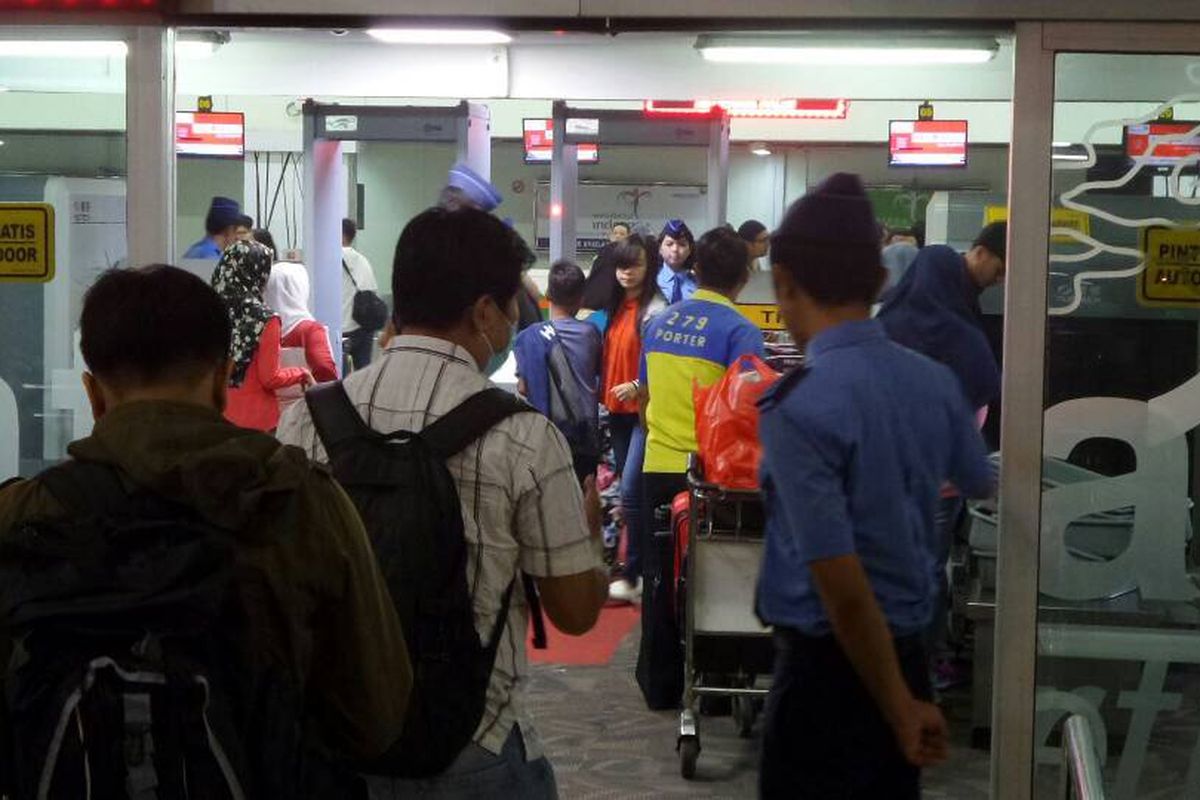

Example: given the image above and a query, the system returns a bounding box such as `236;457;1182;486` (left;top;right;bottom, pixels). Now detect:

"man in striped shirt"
279;208;608;799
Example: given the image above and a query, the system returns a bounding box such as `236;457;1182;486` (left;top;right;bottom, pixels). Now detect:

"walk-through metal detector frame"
302;100;492;366
548;101;730;263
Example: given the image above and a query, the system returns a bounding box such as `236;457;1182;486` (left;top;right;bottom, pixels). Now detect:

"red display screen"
888;120;968;167
1124;122;1200;166
175;111;245;159
523;119;598;164
0;0;158;7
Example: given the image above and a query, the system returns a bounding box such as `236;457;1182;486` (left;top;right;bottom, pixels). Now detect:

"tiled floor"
526;628;991;799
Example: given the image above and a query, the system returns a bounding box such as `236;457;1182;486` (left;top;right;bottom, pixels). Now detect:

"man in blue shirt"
655;219;698;303
182;196;243;260
514;260;603;483
757;173;993;799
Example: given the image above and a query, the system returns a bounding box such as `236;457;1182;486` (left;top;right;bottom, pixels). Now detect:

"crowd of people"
0;169;1004;799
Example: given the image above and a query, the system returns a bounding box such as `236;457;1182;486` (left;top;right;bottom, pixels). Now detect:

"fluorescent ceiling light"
696;35;997;66
750;142;772;156
0;41;128;58
367;28;511;45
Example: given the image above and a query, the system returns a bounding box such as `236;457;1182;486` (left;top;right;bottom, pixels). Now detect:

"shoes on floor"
608;577;643;604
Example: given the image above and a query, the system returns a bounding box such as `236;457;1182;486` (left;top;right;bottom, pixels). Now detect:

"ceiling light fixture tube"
367;28;512;45
0;41;128;58
696;35;998;66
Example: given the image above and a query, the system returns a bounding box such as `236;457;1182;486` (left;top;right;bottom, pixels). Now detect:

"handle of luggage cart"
685;453;762;504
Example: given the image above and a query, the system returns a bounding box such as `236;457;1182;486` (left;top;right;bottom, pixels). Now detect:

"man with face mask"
278;207;608;800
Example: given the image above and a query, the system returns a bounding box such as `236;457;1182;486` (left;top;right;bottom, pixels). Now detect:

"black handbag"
343;259;390;331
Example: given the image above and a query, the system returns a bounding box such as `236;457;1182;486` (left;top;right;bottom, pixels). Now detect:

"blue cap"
447;163;503;212
206;196;242;230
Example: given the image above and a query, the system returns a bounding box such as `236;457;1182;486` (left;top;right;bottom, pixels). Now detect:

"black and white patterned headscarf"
211;240;275;387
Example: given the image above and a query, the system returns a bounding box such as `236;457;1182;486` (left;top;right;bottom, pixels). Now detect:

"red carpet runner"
528;604;641;666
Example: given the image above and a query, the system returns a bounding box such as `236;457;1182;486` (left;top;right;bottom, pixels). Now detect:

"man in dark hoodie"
0;265;411;778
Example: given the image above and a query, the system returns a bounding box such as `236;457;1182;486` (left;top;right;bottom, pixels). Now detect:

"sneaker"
608;577;643;604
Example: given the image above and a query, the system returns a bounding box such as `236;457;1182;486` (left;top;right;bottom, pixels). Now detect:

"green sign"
866;187;932;232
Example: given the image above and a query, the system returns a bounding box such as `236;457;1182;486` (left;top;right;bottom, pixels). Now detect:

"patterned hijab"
211;240;275;387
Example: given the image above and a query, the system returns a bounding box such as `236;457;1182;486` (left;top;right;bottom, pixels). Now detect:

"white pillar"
125;26;176;267
304;128;347;369
550;124;578;264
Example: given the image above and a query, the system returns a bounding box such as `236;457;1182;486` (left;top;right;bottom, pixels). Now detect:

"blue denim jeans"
365;728;558;800
620;425;646;580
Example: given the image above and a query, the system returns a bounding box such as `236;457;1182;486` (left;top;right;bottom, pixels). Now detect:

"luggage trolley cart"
676;456;774;779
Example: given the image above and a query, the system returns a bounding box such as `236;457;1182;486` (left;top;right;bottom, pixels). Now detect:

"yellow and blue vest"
640;289;765;474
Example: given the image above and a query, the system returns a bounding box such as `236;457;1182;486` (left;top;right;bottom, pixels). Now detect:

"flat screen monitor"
1124;121;1200;166
523;119;599;164
176;111;245;158
888;119;968;167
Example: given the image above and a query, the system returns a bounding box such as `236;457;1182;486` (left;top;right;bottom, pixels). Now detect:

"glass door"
996;22;1200;800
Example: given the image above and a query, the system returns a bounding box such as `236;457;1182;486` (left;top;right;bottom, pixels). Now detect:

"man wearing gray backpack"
0;264;411;799
278;206;608;800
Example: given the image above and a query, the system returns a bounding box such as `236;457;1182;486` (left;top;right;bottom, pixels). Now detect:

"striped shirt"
277;335;601;759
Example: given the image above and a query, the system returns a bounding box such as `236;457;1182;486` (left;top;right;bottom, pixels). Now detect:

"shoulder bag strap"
342;259;360;291
305;381;374;452
421;388;531;460
421;389;551;649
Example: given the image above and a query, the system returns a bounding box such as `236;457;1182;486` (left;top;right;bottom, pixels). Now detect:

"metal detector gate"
302;100;492;366
548;101;730;263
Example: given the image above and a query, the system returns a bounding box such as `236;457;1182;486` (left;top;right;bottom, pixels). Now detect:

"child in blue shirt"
757;173;994;799
514;260;603;483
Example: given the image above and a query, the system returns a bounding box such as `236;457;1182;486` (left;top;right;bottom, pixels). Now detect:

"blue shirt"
656;266;698;305
514;318;602;425
755;319;993;636
639;289;764;474
182;237;222;260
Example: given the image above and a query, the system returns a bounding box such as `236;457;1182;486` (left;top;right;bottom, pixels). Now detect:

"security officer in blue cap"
183;196;244;260
756;172;994;799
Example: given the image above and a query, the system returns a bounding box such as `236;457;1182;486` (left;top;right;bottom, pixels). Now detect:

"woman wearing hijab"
876;224;1006;689
211;239;312;431
256;230;338;385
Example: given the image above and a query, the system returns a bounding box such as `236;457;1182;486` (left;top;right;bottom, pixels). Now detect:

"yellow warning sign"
1138;226;1200;307
737;303;785;331
0;204;55;283
983;205;1091;244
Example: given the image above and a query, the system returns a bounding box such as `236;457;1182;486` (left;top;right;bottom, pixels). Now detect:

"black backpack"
342;260;389;332
305;385;546;779
0;461;328;800
544;329;602;465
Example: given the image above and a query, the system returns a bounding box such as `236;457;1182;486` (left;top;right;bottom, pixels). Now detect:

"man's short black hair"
770;235;884;306
342;217;358;244
738;219;767;242
393;207;532;330
251;228;277;256
547;260;586;309
973;221;1007;261
81;265;231;385
695;227;751;293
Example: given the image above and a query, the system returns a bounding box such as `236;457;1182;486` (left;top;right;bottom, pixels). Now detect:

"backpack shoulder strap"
421;388;532;459
36;460;129;517
305;381;374;451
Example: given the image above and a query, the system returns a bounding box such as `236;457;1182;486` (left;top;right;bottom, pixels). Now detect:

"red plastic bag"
693;355;780;490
